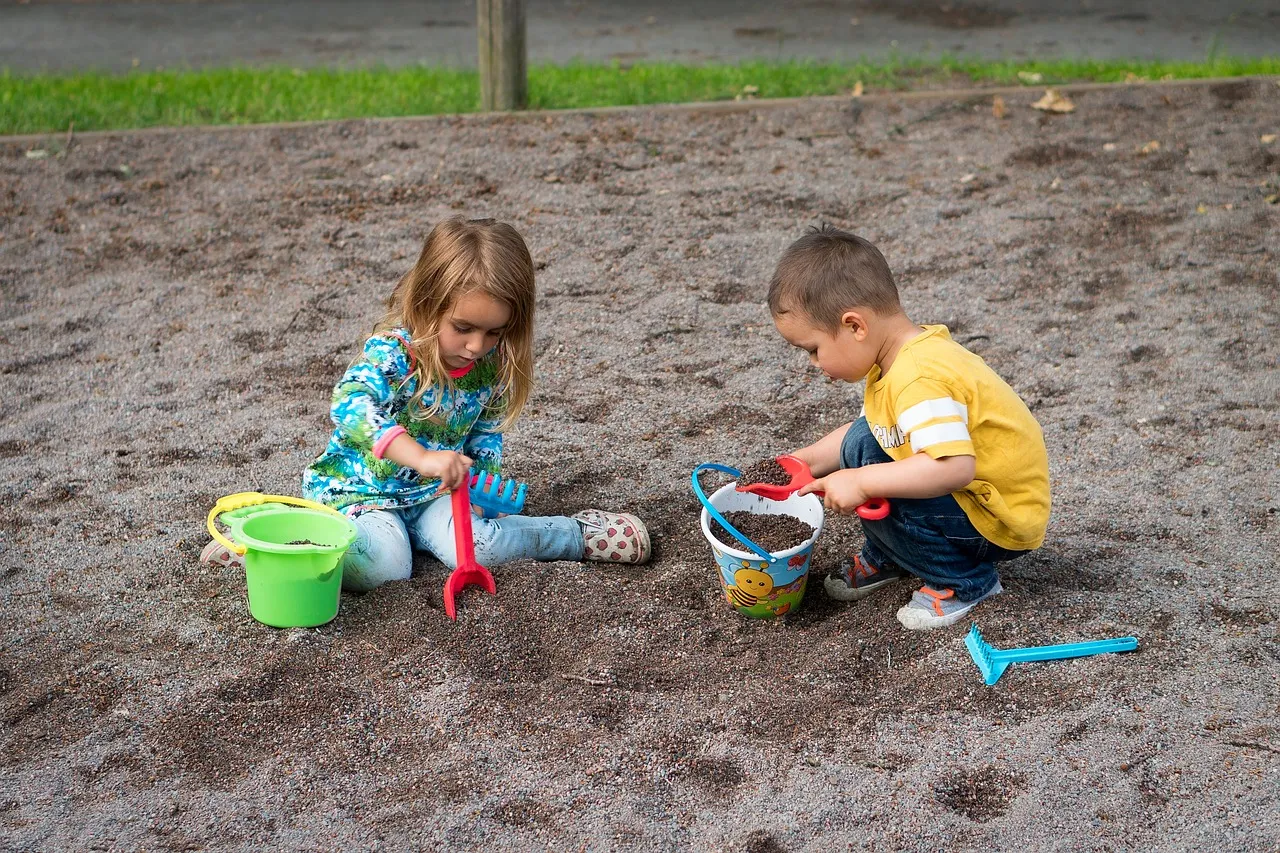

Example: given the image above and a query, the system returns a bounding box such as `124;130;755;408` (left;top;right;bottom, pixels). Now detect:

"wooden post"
477;0;527;111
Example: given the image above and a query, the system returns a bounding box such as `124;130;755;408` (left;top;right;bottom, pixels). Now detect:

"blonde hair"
768;224;901;331
376;217;535;431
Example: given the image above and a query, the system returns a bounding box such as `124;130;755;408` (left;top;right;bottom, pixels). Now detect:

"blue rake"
468;470;527;518
965;623;1139;686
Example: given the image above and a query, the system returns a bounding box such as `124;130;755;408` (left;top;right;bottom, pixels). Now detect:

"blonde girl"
204;218;650;590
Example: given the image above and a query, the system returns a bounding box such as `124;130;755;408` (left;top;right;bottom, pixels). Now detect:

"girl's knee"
432;517;500;569
419;507;499;568
342;512;412;591
341;555;412;592
436;517;502;569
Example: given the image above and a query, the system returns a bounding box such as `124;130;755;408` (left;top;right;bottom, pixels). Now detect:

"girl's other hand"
419;450;473;492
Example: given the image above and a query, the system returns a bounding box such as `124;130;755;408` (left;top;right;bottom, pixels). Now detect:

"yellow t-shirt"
862;325;1051;550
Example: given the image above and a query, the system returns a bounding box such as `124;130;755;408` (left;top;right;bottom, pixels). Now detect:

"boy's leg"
839;416;893;471
863;504;1005;628
829;418;1003;625
824;418;910;600
862;504;1002;601
341;510;413;592
410;496;585;567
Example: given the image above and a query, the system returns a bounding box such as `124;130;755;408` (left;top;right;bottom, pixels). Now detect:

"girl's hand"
418;450;473;492
799;469;870;515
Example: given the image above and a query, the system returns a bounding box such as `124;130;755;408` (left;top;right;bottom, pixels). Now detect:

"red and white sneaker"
824;554;907;601
200;539;245;569
573;510;651;565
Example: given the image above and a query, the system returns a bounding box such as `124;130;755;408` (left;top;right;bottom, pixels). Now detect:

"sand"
1;78;1277;851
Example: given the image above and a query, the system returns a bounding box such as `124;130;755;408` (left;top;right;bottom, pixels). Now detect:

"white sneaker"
896;580;1003;630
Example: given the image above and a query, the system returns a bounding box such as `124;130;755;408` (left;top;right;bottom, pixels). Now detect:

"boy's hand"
418;450;473;492
799;469;871;515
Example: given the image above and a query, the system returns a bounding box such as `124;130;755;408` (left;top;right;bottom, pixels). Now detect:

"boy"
770;225;1050;630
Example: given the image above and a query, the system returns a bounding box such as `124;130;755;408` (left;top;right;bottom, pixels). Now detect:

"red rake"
736;454;891;521
442;485;496;620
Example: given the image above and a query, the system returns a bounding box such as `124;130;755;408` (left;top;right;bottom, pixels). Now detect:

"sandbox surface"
2;80;1278;851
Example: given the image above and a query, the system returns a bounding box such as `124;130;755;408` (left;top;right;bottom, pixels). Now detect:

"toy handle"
802;485;890;522
856;497;891;521
690;463;776;563
1003;637;1139;662
206;491;345;556
777;456;888;520
451;486;477;566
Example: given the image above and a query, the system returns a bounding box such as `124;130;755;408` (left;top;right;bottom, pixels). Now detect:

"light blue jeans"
340;497;585;592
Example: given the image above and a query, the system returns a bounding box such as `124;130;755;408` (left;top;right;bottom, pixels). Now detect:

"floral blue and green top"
302;327;504;516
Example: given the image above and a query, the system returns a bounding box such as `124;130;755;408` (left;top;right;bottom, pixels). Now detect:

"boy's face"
773;309;876;382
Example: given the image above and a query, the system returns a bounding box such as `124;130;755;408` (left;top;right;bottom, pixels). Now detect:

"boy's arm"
790;421;854;478
800;453;975;514
803;376;977;513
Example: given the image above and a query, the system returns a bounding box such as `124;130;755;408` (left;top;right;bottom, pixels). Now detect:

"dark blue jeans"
840;418;1025;601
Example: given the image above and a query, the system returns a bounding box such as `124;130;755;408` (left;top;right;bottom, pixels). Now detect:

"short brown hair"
768;224;900;329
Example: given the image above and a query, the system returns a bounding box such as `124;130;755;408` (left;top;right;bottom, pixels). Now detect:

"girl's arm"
800;452;975;514
381;433;471;491
331;335;469;490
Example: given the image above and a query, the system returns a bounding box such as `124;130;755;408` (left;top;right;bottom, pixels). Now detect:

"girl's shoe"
896;580;1003;630
824;554;907;601
200;539;245;570
573;510;651;565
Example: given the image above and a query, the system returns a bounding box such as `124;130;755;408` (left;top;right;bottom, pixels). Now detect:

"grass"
3;56;1279;136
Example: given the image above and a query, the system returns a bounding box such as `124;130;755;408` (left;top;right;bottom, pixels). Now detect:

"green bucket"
209;493;358;628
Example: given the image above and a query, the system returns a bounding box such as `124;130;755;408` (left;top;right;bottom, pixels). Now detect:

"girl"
203;217;649;591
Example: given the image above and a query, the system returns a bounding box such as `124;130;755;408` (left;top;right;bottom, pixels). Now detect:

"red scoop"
736;454;891;521
442;485;496;620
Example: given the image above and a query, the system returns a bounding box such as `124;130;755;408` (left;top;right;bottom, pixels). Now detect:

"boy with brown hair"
769;225;1051;629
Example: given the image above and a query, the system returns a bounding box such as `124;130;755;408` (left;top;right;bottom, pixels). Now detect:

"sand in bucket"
696;476;825;619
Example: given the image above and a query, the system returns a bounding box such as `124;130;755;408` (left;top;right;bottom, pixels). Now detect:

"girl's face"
439;290;512;370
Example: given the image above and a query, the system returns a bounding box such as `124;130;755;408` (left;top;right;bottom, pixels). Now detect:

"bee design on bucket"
726;567;774;608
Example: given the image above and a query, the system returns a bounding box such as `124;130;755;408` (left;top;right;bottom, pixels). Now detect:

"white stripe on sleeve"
898;397;968;433
909;421;972;453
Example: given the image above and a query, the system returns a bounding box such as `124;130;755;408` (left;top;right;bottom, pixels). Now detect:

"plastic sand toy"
442;485;496;620
964;623;1139;686
206;492;357;628
735;454;890;520
469;469;527;518
692;462;824;619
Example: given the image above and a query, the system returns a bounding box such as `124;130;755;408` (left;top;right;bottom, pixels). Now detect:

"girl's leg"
409;496;585;568
341;510;413;592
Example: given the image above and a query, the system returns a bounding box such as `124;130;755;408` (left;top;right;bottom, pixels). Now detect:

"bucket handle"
206;492;349;556
690;463;776;564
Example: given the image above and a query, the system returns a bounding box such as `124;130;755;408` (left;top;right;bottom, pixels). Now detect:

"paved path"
2;0;1277;73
